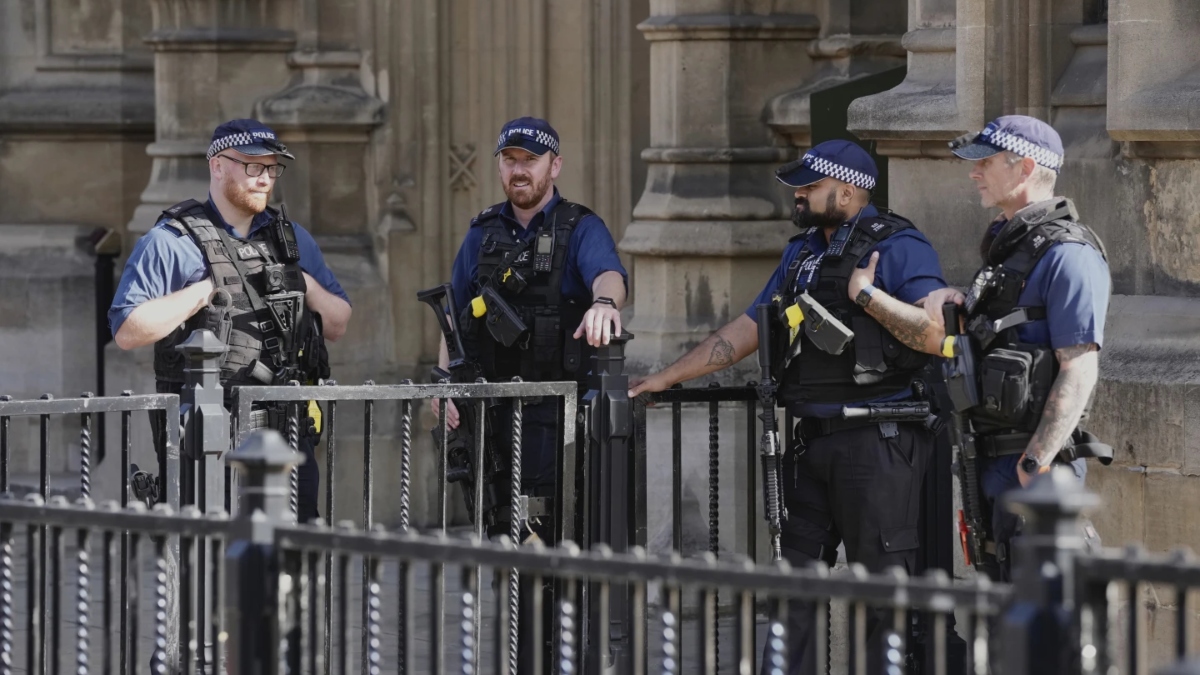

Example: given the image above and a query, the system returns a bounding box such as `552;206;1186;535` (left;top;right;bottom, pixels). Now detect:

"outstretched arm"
627;314;760;397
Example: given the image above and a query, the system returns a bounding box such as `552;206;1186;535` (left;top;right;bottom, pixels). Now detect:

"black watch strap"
593;296;616;308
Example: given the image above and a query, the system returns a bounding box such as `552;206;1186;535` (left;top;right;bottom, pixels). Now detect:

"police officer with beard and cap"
432;116;628;668
631;140;960;675
110;119;352;522
921;115;1112;580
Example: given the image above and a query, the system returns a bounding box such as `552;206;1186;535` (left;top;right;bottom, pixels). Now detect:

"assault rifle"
416;283;513;533
936;303;997;577
755;304;788;562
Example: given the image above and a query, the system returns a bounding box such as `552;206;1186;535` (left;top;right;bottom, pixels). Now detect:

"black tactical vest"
153;200;325;388
775;211;930;405
964;198;1108;433
463;199;596;384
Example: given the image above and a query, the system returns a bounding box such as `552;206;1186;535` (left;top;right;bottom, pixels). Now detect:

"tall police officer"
110;119;352;522
925;115;1111;580
432;116;628;667
630;140;955;675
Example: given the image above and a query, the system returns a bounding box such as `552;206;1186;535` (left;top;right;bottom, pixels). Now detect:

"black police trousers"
765;421;933;675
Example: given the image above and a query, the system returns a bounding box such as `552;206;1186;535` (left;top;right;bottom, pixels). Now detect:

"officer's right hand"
430;397;460;429
922;287;967;329
628;372;672;400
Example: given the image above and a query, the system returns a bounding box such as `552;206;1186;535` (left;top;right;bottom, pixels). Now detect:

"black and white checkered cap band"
206;132;277;160
984;129;1063;171
497;128;560;155
805;155;876;190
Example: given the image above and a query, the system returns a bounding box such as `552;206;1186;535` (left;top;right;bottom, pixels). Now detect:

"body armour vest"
963;197;1108;433
463;200;596;384
774;211;930;405
152;200;326;389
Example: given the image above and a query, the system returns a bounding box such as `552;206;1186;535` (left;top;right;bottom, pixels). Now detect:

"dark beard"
792;192;845;231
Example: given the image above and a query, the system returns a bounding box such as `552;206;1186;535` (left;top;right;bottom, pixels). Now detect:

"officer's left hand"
574;303;622;347
848;251;880;301
1016;460;1050;488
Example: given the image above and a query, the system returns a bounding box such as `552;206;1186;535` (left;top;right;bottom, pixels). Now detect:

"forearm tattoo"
1027;344;1099;463
706;335;735;366
868;296;934;352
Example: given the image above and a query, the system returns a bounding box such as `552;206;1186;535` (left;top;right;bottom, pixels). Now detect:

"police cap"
775;140;878;191
494;117;561;157
949;115;1064;173
207;119;295;161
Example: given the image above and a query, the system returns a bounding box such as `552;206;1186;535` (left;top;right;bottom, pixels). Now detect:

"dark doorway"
809;66;907;210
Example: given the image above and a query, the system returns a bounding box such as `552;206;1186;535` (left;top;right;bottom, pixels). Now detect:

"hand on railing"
627;372;673;400
430;397;461;429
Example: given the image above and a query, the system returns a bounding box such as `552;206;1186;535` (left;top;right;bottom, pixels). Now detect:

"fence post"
178;328;230;512
178;329;230;674
225;429;304;675
1000;466;1101;675
583;330;633;674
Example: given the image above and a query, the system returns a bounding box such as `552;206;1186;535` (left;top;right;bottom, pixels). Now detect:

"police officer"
110;119;352;522
432;116;627;666
926;115;1111;580
630;140;955;674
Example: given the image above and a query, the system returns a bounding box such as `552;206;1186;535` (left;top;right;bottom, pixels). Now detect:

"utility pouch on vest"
532;314;561;371
979;349;1032;420
851;316;888;385
975;345;1054;430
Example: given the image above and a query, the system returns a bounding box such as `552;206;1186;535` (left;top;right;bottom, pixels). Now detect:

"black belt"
978;430;1114;465
794;415;920;442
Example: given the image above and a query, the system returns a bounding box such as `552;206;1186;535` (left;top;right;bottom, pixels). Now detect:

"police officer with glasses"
110;119;352;522
925;115;1112;580
631;140;955;675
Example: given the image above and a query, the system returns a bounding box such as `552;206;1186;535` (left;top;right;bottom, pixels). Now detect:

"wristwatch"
1019;454;1045;476
855;284;877;308
592;296;617;308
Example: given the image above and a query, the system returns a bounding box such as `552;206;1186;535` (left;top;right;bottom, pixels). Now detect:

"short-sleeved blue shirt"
108;198;349;335
745;204;948;417
988;221;1111;350
449;189;628;314
980;220;1109;496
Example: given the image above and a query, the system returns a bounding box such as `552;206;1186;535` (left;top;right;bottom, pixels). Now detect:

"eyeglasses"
217;154;287;178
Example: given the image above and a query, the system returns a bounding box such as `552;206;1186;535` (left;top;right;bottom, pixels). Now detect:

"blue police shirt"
109;198;350;335
745;204;948;418
449;189;628;314
981;228;1110;499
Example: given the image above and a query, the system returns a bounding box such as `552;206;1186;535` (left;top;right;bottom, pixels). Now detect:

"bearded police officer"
110;119;352;522
432;116;627;668
630;140;955;675
924;115;1111;580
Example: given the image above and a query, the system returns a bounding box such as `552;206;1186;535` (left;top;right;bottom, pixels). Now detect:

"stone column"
622;7;818;379
127;0;296;236
763;0;907;148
